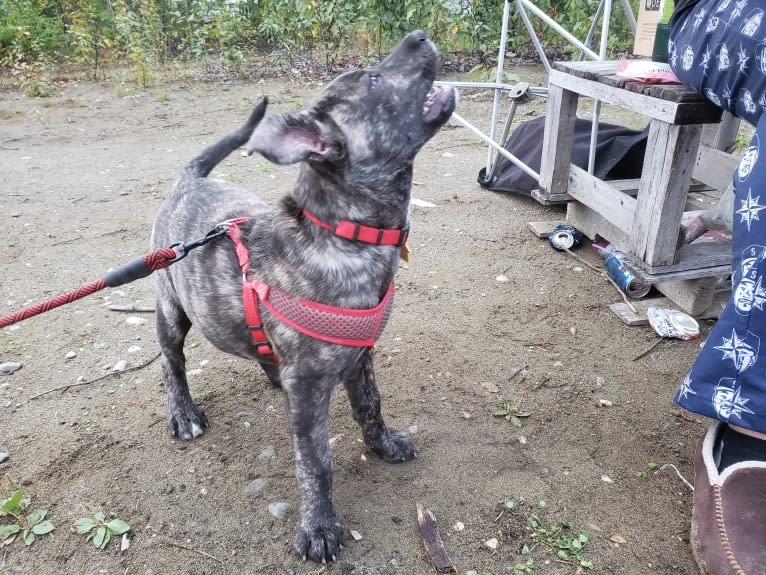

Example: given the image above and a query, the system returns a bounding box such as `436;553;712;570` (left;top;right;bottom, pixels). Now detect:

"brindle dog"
151;30;457;563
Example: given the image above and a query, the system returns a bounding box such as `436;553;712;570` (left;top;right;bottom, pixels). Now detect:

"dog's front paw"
372;429;416;463
167;400;208;440
294;513;345;563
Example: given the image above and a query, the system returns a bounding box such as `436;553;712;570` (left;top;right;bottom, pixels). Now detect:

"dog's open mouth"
423;87;457;123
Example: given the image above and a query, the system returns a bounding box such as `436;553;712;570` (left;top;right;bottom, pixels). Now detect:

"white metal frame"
437;0;636;184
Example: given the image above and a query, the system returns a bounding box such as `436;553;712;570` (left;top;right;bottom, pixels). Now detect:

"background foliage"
0;0;639;78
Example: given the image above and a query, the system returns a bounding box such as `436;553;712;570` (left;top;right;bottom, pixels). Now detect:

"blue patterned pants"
670;0;766;433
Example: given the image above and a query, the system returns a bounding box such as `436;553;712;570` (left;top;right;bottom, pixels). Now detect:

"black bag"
478;116;649;196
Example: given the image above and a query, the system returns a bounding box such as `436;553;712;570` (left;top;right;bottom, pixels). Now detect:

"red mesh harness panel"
226;218;396;362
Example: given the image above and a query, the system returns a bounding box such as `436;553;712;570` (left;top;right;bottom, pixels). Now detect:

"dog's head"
246;31;456;186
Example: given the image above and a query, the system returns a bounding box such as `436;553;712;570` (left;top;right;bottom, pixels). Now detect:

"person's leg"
670;0;766;442
669;3;766;573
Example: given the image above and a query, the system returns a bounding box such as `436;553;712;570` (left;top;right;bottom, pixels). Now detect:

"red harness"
225;212;404;362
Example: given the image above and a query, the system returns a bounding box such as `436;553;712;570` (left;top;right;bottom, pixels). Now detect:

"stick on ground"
29;352;161;400
416;503;456;573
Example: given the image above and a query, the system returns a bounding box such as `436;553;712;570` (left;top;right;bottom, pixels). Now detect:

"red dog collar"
303;209;409;247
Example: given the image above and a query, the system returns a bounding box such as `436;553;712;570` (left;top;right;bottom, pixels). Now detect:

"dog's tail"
182;98;268;179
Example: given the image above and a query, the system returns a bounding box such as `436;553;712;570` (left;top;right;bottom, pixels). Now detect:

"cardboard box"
633;0;662;57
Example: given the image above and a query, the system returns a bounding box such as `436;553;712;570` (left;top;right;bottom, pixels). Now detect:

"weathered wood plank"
548;70;721;125
567;165;637;233
694;145;739;192
537;83;578;201
654;276;730;316
630;122;702;266
553;60;716;103
528;220;566;238
702;111;741;151
567;202;632;246
636;240;732;279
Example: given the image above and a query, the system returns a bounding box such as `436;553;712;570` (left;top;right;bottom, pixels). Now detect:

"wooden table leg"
629;120;702;267
533;83;578;205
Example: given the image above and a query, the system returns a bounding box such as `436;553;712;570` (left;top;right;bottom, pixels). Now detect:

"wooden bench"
534;60;737;314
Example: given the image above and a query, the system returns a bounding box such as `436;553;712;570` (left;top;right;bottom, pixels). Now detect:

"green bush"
0;0;640;72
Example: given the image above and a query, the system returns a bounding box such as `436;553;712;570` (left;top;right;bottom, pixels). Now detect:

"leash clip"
169;225;230;263
169;242;188;263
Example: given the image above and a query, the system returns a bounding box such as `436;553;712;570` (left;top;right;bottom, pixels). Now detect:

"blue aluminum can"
604;251;651;298
548;224;584;251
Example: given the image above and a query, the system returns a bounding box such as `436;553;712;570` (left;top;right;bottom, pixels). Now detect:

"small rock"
391;516;402;524
93;341;108;350
245;478;268;495
127;346;142;354
120;533;130;552
0;362;23;375
460;411;472;419
485;537;499;550
113;360;128;372
258;447;275;460
495;275;509;283
350;530;363;541
467;571;478;575
453;521;464;531
408;425;418;434
199;488;208;495
0;453;9;464
125;316;147;326
599;399;613;407
601;475;614;484
199;359;209;367
518;436;527;445
268;501;289;519
65;351;77;360
188;368;203;376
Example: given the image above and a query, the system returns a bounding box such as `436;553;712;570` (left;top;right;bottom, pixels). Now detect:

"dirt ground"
0;62;719;575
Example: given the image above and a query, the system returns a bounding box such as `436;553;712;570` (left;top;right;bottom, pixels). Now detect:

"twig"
632;338;664;361
657;464;694;492
105;304;156;313
158;537;222;562
417;503;456;573
29;352;161;400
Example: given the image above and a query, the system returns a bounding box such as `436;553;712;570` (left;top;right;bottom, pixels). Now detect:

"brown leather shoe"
691;423;766;575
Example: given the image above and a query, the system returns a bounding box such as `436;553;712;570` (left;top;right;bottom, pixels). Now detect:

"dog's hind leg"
156;297;208;439
344;350;415;464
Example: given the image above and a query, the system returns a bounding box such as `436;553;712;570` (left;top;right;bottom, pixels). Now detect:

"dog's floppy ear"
246;111;345;165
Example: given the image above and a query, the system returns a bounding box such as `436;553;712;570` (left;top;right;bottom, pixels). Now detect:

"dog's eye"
369;73;381;90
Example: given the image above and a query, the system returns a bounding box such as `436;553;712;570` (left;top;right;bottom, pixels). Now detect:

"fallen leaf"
609;534;627;545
